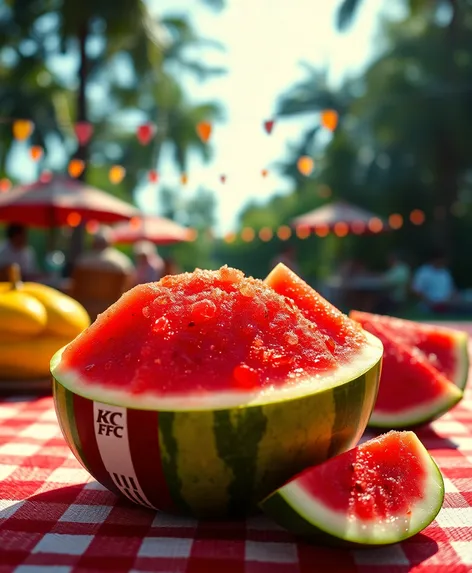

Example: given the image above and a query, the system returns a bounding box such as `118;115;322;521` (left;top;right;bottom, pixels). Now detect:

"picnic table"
2;324;472;572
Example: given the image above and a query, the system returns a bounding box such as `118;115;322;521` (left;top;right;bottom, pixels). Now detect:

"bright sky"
138;0;386;233
7;0;386;233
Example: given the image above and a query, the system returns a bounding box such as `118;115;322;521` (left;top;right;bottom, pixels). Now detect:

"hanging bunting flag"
263;119;275;135
220;174;226;184
180;173;188;185
320;109;339;131
261;169;268;178
109;165;126;184
0;178;11;193
297;156;314;176
13;119;34;141
68;159;85;179
74;121;94;145
30;145;43;161
137;123;156;145
196;121;212;143
148;170;159;183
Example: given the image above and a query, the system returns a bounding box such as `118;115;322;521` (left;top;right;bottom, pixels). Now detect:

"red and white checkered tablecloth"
2;322;472;573
1;396;471;573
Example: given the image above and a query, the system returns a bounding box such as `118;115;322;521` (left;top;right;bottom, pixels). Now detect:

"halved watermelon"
350;311;469;390
51;266;382;517
261;431;444;546
349;318;462;428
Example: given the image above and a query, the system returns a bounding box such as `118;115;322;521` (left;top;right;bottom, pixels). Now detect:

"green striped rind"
52;358;380;518
260;435;445;546
53;379;87;468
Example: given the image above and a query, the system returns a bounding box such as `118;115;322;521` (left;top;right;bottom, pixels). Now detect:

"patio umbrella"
0;175;139;228
111;215;192;245
291;200;388;235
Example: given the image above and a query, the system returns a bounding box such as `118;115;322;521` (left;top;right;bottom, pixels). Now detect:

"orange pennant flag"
180;173;188;185
30;146;43;161
68;159;85;178
13;119;34;141
297;156;314;176
196;121;212;143
321;109;339;131
109;165;126;184
261;169;268;178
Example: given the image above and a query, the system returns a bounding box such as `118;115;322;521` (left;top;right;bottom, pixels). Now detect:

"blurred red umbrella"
111;215;192;245
0;175;139;228
291;200;388;235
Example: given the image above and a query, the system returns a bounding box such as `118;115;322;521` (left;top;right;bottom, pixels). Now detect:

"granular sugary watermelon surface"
294;431;426;521
62;266;366;396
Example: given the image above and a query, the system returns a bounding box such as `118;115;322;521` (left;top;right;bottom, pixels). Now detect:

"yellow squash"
0;264;91;379
0;335;72;379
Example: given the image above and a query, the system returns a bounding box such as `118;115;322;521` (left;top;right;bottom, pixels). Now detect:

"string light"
334;222;349;237
368;217;383;233
297;156;314;176
351;220;366;235
241;227;256;242
85;220;99;234
109;165;126;184
30;146;43;161
296;225;311;239
410;209;425;225
0;178;11;192
388;213;403;229
66;212;82;227
277;225;292;240
259;227;273;241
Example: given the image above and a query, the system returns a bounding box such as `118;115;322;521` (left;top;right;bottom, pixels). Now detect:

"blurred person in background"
374;252;411;314
75;226;134;275
412;250;456;312
133;241;165;284
0;223;39;280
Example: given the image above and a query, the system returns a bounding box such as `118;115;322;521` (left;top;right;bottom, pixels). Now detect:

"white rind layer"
275;432;444;545
369;381;462;427
50;331;382;412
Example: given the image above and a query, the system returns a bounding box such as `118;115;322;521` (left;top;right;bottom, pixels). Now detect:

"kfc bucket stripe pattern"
92;401;156;510
127;407;176;512
72;393;120;497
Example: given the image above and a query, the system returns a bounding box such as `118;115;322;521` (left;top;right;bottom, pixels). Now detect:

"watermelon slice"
51;266;383;517
261;431;444;546
350;311;469;390
349;318;462;428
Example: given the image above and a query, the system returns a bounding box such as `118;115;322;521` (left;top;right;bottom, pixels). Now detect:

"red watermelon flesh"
350;311;469;390
60;267;369;398
353;319;462;427
261;431;444;545
265;264;367;362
